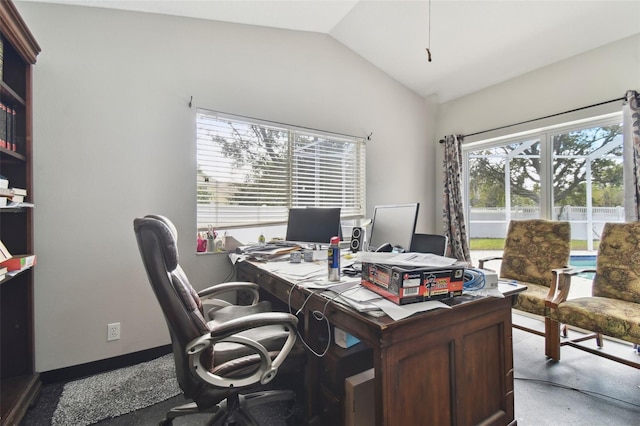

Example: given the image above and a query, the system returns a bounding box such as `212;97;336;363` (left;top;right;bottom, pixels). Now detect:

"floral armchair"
545;222;640;367
479;219;572;336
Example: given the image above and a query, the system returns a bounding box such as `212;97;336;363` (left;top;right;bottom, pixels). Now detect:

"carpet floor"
21;313;640;425
50;354;180;425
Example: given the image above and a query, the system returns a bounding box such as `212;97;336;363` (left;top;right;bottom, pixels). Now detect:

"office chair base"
160;390;296;426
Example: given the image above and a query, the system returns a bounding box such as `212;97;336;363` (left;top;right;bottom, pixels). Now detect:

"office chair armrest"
198;281;261;306
478;256;502;270
187;312;298;389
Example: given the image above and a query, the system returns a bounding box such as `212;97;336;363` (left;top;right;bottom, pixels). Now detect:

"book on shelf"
0;101;18;151
9;106;16;151
9;187;26;203
0;186;19;207
0;254;36;272
0;239;11;262
11;187;27;196
0;34;3;82
0;102;6;149
0;266;7;281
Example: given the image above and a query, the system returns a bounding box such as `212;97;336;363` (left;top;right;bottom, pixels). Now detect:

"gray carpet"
51;354;180;425
22;314;640;425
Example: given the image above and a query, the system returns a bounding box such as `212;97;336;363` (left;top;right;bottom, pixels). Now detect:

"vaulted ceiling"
23;1;640;102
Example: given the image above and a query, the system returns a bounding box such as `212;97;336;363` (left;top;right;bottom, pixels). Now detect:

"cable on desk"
463;268;486;291
287;282;358;358
285;282;331;357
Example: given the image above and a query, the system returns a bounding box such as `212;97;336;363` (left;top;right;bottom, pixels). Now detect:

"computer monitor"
367;203;420;252
285;207;342;244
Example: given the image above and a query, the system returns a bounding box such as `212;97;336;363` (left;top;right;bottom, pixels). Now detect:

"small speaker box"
350;227;363;252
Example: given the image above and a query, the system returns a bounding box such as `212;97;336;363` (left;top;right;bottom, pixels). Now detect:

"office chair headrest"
140;215;179;271
146;214;179;242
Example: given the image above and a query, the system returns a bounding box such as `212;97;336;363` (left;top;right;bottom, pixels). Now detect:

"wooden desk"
236;260;522;426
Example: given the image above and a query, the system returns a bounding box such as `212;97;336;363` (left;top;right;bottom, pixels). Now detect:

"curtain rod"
443;96;626;141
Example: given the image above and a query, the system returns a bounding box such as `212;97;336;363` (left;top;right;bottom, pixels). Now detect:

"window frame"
196;109;366;232
462;112;624;249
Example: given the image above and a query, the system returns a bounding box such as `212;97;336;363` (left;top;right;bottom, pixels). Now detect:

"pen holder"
206;238;215;253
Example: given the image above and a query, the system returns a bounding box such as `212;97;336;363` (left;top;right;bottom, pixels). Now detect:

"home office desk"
236;260;524;426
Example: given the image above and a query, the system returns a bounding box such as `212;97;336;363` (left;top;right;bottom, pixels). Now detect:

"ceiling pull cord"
426;0;432;62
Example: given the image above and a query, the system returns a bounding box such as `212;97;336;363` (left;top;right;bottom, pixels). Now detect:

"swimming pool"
569;254;596;278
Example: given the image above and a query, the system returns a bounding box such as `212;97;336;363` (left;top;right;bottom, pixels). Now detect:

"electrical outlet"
107;323;120;341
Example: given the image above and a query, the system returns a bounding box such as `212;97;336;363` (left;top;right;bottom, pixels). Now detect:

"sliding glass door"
467;138;542;241
551;123;623;250
464;114;623;255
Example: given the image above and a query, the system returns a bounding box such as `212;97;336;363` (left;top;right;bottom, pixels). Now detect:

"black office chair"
133;215;300;425
410;233;448;256
146;215;270;319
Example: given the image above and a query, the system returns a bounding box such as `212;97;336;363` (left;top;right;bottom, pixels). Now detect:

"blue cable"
463;268;486;291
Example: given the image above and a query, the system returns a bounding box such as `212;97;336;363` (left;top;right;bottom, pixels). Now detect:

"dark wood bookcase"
0;1;41;424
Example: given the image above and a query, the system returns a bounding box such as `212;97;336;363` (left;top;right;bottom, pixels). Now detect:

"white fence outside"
469;206;625;248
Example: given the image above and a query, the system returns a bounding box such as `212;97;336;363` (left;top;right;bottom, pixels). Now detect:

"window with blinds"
197;109;366;229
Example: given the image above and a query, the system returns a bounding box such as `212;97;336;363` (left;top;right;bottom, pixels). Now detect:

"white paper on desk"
256;257;357;283
300;277;361;290
322;289;383;312
339;286;381;302
373;298;450;321
356;252;459;267
322;285;449;319
461;286;505;298
259;261;326;281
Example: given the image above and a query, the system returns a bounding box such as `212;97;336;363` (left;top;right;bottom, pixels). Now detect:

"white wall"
434;34;640;229
16;2;432;372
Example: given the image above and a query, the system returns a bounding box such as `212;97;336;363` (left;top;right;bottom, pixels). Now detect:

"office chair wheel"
158;418;173;426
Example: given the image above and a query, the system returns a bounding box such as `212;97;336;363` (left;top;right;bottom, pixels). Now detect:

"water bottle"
328;236;341;282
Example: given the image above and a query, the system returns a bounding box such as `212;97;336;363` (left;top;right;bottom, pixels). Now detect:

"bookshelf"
0;1;41;424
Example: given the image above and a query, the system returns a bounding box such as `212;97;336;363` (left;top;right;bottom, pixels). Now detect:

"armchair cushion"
592;222;640;303
512;282;551;316
547;296;640;344
500;219;571;289
546;222;640;349
482;220;571;320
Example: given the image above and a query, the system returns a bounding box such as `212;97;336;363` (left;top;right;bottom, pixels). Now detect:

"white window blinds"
197;109;366;229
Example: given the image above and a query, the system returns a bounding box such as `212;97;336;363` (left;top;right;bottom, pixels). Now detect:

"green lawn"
470;238;598;251
469;238;504;250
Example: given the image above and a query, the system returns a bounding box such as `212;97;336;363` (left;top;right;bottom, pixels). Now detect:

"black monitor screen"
285;207;342;244
368;203;420;251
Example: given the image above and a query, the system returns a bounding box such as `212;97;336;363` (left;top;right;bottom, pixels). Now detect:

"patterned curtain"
623;90;640;221
442;134;471;263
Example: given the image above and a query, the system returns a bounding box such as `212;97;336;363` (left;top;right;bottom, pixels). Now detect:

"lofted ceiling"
20;0;640;103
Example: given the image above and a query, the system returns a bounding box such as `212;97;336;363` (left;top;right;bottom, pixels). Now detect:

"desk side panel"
384;297;514;426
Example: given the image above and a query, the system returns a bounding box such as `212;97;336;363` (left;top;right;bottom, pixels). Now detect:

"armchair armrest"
198;281;261;310
186;312;299;389
478;255;502;270
547;267;595;308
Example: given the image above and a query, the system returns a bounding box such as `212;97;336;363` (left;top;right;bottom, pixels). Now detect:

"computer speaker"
350;227;363;253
